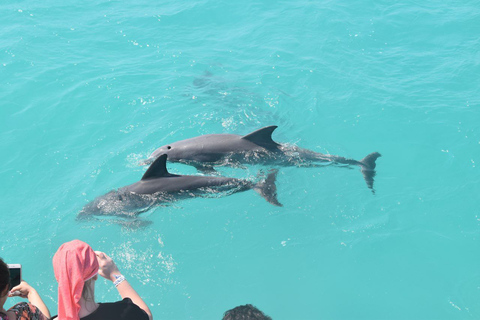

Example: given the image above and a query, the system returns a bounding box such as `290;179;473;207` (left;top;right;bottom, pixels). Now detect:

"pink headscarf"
53;240;99;320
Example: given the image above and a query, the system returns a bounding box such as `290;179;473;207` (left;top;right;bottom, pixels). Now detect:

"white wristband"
113;275;126;287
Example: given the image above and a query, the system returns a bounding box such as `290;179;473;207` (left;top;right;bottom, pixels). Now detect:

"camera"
7;264;22;290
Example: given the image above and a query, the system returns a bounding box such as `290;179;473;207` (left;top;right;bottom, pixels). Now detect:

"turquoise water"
1;0;479;319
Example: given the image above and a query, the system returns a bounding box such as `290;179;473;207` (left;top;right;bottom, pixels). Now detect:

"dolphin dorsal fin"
241;126;279;149
141;154;171;180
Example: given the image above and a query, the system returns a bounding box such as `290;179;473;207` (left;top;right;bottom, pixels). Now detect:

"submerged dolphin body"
79;154;281;219
144;126;381;191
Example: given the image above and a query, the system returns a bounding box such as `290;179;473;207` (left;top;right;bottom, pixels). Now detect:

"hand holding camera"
95;251;121;282
2;260;51;319
8;281;37;299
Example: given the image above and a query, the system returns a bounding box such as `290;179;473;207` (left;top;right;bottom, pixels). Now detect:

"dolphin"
142;126;381;191
79;154;281;219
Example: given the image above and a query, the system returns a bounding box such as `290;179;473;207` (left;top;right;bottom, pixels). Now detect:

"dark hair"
0;258;10;292
222;304;272;320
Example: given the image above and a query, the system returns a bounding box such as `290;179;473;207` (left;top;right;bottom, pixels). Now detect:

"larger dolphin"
79;154;281;219
143;126;381;191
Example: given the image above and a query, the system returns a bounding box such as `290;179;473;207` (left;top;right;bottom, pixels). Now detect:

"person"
0;257;51;320
222;304;272;320
52;240;152;320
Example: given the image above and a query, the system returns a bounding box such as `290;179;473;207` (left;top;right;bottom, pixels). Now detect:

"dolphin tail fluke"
359;152;382;192
254;169;283;207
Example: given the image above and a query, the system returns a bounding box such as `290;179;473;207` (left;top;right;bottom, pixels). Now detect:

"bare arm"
9;281;51;319
95;251;153;320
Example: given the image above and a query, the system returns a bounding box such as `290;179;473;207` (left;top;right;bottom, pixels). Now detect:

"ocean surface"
1;0;479;319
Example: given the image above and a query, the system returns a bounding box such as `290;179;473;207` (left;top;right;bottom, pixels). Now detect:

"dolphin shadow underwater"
142;125;382;192
78;154;281;221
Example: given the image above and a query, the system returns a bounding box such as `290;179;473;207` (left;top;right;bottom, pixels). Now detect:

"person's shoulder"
118;298;149;318
102;298;139;307
117;298;149;319
8;301;30;310
89;299;148;320
117;297;135;304
8;302;34;314
7;302;48;320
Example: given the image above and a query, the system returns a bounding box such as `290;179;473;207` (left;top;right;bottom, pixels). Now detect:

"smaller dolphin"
142;126;381;191
79;154;281;219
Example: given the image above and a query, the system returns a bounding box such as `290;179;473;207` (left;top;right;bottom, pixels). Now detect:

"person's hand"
8;281;51;318
95;251;121;282
8;281;36;299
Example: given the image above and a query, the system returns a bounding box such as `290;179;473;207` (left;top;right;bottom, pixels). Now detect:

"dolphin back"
241;125;280;150
142;154;175;180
